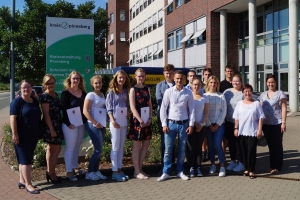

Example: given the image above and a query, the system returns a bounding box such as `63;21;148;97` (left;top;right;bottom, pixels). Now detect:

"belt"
168;119;188;124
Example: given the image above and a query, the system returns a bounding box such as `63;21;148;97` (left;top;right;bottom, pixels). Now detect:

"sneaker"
120;171;129;180
157;173;170;182
197;167;203;177
95;171;107;180
190;167;195;178
233;162;245;172
209;165;216;174
85;172;101;181
177;172;189;180
219;167;226;177
67;175;78;181
226;161;237;170
112;173;126;182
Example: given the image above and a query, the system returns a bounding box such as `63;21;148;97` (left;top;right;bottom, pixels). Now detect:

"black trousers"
225;121;243;162
239;135;258;172
262;124;283;171
186;127;206;168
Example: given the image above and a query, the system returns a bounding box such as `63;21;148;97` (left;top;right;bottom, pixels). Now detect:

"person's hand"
257;130;262;139
163;126;169;133
195;123;201;132
234;129;239;137
140;121;145;128
68;124;75;129
94;122;103;129
12;134;19;144
111;120;120;128
145;119;152;127
50;130;57;138
281;123;286;133
213;124;219;131
209;125;216;132
186;126;193;135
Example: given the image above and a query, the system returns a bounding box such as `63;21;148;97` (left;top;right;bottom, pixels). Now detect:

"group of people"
9;64;286;194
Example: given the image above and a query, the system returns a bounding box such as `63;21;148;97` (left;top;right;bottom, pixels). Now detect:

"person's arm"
83;96;103;129
156;82;163;107
145;87;153;127
201;102;210;126
281;97;287;133
257;118;263;139
129;88;144;126
10;115;19;144
41;102;57;137
106;90;120;128
60;91;72;128
186;92;195;135
160;89;170;133
256;102;264;139
234;119;239;137
216;94;227;126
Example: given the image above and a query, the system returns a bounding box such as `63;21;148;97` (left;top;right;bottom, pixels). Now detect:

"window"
181;17;206;45
279;42;289;62
185;0;191;3
257;16;263;34
140;1;143;12
265;13;273;32
168;33;175;50
120;10;126;21
148;0;152;5
152;13;157;30
148;46;152;60
148;17;152;32
158;10;163;27
165;0;173;14
143;20;148;35
133;28;135;41
130;31;132;43
120;32;126;42
143;47;148;62
136;1;140;15
175;0;182;7
110;13;114;24
176;29;182;48
130;9;132;20
132;5;136;18
136;26;139;39
144;0;148;9
108;33;114;44
279;8;289;30
140;23;143;37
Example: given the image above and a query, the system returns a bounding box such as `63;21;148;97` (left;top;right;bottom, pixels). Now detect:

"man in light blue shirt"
158;70;195;182
156;64;175;174
185;70;204;94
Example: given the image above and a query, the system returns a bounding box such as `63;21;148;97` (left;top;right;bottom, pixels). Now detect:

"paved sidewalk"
1;105;299;200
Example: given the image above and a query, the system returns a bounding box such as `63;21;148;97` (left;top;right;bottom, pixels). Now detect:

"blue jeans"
205;124;225;164
163;121;188;174
86;122;104;172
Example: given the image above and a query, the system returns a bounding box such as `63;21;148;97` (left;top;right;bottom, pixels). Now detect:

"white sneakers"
219;167;226;177
85;172;101;181
157;173;170;182
177;172;189;180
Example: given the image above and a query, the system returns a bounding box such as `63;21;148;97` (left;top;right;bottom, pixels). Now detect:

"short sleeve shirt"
258;90;287;125
223;88;243;123
86;92;106;123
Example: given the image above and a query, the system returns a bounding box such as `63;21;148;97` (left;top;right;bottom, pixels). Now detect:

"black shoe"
26;187;40;194
18;182;25;189
46;172;62;184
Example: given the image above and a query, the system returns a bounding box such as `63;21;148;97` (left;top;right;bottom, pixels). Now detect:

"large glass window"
279;42;289;62
176;0;182;8
279;8;289;30
120;10;126;21
280;72;288;91
110;13;114;24
265;13;273;32
257;16;263;33
257;65;265;92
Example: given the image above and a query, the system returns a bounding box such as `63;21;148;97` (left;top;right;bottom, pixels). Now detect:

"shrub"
33;141;47;168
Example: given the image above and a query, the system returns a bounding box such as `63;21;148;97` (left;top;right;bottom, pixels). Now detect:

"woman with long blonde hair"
61;71;87;181
106;70;131;181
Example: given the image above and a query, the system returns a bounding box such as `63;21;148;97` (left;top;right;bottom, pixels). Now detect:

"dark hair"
20;79;33;87
174;70;183;75
187;70;196;76
225;65;234;71
242;83;253;92
203;67;212;75
266;74;277;83
163;64;175;72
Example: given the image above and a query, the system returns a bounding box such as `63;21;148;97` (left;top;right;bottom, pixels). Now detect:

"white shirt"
85;92;106;123
233;101;265;137
194;96;209;124
204;92;227;126
160;86;195;126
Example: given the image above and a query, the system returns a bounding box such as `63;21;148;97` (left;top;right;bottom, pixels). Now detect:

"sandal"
134;173;149;180
267;168;273;173
243;171;249;177
141;171;149;177
249;173;256;179
270;169;279;174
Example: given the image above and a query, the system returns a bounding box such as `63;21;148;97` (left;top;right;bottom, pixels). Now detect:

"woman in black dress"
40;74;63;183
128;68;152;179
10;80;41;194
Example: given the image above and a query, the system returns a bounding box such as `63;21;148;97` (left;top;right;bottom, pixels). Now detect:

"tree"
0;0;109;85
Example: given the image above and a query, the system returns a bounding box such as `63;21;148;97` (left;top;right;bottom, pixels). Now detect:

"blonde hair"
90;75;102;91
63;71;86;92
107;70;131;94
132;68;146;86
205;75;220;92
42;74;56;90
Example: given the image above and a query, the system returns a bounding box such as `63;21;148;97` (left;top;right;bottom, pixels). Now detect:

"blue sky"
1;0;107;12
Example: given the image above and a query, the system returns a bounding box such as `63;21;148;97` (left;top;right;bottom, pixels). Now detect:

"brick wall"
107;0;130;68
165;0;239;80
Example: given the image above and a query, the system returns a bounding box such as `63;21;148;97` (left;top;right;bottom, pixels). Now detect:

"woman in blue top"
83;75;108;181
258;74;287;174
10;80;41;194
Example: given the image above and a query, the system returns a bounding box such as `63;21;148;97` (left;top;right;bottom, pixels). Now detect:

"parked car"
33;86;44;97
15;89;38;100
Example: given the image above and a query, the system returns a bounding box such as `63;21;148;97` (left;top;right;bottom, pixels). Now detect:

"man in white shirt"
157;70;195;182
